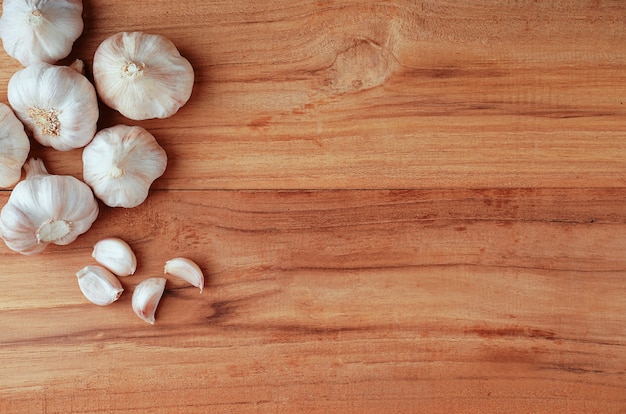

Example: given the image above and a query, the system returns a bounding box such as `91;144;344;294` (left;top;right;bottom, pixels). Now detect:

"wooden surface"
1;1;625;412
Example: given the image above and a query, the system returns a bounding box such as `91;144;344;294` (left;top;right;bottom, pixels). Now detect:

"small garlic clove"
92;237;137;277
76;265;123;306
132;277;166;325
164;257;204;293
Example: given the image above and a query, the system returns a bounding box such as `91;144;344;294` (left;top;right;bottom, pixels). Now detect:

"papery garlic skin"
0;158;99;255
8;62;99;151
164;257;204;293
82;125;167;208
132;277;166;325
0;0;84;66
0;103;29;188
76;265;123;306
92;237;137;277
93;31;194;120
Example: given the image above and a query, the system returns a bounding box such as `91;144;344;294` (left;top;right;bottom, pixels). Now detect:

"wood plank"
0;189;624;412
0;0;624;189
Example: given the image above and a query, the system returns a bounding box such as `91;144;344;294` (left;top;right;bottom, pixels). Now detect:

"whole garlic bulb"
0;103;30;188
8;61;99;151
0;158;99;255
93;31;194;120
0;0;84;66
82;125;167;208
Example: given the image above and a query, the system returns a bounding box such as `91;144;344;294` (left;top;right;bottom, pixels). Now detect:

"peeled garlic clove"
132;277;166;325
0;0;84;66
0;158;99;255
92;237;137;277
0;103;29;188
76;265;123;306
164;257;204;293
7;62;99;151
93;31;194;120
82;125;167;208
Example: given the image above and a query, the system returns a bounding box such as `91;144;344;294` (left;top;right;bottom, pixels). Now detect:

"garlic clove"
76;265;123;306
132;277;166;325
82;125;167;208
164;257;204;293
0;103;30;188
7;62;99;151
0;0;84;66
93;31;194;120
92;237;137;277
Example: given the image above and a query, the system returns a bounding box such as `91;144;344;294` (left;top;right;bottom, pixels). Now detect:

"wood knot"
324;39;395;94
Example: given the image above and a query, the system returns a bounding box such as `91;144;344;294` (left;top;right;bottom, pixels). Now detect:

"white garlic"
76;265;123;306
0;158;99;255
132;277;166;325
82;125;167;208
92;237;137;277
164;257;204;293
93;31;194;120
0;0;84;66
0;103;29;188
8;61;99;151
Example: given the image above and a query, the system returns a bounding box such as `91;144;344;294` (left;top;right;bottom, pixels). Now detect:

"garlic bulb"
92;237;137;277
164;258;204;293
0;0;84;66
8;61;99;151
93;31;194;120
76;265;123;306
82;125;167;208
0;158;99;255
132;277;166;325
0;103;30;188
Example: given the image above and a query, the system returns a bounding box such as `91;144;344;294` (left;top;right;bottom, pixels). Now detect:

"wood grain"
0;0;625;412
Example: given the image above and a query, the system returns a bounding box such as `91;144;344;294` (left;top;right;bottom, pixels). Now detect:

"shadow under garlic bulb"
93;31;194;120
7;61;99;151
0;103;30;188
0;0;84;66
0;158;99;255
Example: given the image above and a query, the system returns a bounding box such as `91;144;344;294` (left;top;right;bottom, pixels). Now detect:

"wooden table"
1;1;625;412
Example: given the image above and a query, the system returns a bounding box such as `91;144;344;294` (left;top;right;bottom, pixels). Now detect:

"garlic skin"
0;103;30;188
92;237;137;277
93;31;194;120
164;258;204;293
132;277;166;325
0;0;84;66
8;61;99;151
0;158;99;255
76;265;123;306
82;125;167;208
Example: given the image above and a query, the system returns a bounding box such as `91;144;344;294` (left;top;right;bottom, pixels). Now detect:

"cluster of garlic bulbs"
0;1;201;324
78;237;203;324
0;0;195;254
